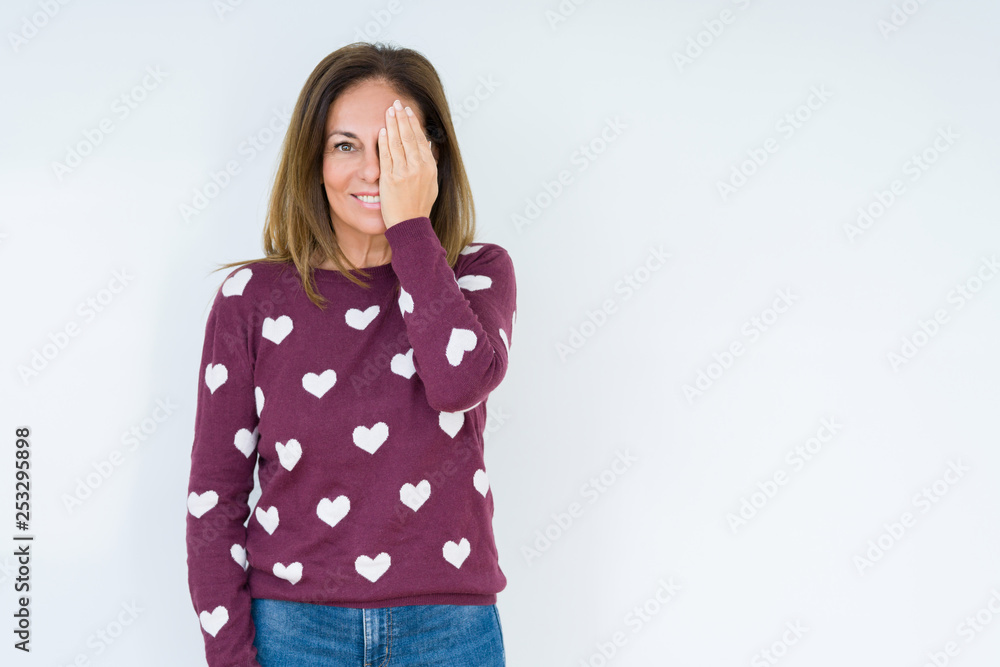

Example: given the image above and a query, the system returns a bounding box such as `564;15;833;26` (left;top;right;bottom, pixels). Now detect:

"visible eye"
333;142;354;152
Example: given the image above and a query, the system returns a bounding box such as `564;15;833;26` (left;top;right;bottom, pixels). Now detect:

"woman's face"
321;79;436;239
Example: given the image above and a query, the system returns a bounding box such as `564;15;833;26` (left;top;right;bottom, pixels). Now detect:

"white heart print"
398;288;413;315
438;410;464;438
255;506;279;534
187;490;218;518
200;605;229;637
445;328;476;366
473;469;490;497
273;561;303;585
457;274;492;291
316;495;350;528
230;544;248;570
233;427;258;458
353;422;388;454
399;480;431;511
255;387;264;416
390;349;415;379
222;268;252;296
345;305;379;330
262;315;294;344
302;369;336;398
355;552;391;582
442;538;470;568
205;363;228;394
275;439;302;471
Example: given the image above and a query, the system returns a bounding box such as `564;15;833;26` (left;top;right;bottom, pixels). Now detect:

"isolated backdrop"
2;0;999;665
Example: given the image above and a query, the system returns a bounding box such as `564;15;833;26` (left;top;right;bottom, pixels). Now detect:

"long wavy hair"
210;41;477;309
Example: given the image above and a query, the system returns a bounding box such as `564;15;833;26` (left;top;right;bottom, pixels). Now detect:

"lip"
352;193;381;209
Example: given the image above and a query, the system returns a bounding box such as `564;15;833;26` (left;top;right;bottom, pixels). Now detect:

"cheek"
321;160;348;191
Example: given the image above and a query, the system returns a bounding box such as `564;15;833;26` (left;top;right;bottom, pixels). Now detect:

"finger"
395;104;420;163
385;104;406;167
403;105;433;161
378;125;391;175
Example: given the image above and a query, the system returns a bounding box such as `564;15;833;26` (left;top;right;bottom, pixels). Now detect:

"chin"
331;208;385;234
350;216;388;234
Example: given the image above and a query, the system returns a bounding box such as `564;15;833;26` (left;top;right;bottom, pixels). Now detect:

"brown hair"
210;41;477;309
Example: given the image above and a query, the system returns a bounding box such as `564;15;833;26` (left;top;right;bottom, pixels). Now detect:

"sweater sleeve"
186;278;262;667
384;216;517;413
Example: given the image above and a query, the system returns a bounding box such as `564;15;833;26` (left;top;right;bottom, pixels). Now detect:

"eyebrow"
327;130;361;142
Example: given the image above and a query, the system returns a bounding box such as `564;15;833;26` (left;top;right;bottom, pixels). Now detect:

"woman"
185;42;516;666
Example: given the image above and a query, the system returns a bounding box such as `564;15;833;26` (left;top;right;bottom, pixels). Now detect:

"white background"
2;0;999;665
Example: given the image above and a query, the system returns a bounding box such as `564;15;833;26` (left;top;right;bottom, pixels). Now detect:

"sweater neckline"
308;260;397;282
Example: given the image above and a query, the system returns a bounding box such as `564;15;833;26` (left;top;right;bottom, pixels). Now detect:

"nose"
360;139;381;181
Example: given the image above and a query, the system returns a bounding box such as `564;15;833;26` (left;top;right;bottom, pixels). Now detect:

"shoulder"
208;260;300;317
456;241;515;277
219;259;303;295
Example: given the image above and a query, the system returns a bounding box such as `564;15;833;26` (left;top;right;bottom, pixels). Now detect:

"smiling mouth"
353;194;380;203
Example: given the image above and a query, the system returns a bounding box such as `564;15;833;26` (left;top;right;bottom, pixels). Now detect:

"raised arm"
384;217;517;413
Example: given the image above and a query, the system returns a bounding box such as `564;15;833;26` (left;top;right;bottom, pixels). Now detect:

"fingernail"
405;106;413;117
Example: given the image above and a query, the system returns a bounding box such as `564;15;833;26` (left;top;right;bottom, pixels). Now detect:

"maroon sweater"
185;216;516;666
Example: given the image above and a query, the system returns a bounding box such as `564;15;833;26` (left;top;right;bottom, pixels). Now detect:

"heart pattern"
205;363;228;394
233;427;258;458
458;274;492;291
355;552;391;582
200;605;229;637
188;490;218;518
443;538;470;568
345;305;379;330
302;369;336;398
262;315;294;344
400;480;431;511
445;328;476;366
317;495;350;528
473;469;489;497
390;349;415;379
255;387;265;417
398;288;413;315
353;422;388;454
222;268;252;296
439;410;464;438
276;439;302;471
256;506;279;534
273;561;303;585
230;544;248;570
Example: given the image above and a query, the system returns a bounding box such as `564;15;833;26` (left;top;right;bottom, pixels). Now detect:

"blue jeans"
250;597;506;666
